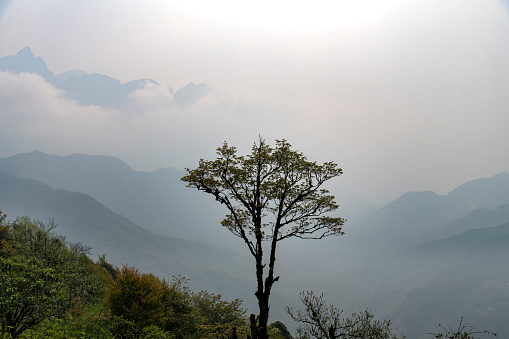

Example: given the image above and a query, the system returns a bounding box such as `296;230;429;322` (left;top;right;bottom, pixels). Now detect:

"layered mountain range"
1;47;509;337
0;47;211;108
1;150;509;337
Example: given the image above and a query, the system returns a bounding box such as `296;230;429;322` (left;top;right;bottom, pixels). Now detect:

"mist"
1;2;509;336
1;0;509;203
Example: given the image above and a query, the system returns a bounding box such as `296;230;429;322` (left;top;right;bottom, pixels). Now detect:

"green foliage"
108;316;173;339
181;138;345;243
161;275;248;338
270;321;293;339
98;254;118;280
0;210;250;338
106;267;249;338
287;291;403;339
0;215;110;338
7;216;107;306
0;257;66;338
182;138;345;338
19;301;111;339
0;210;14;258
192;290;246;325
192;290;248;338
107;265;173;332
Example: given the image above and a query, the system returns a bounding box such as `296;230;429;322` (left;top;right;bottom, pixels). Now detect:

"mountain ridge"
0;47;211;108
0;150;225;244
0;170;253;302
353;172;509;249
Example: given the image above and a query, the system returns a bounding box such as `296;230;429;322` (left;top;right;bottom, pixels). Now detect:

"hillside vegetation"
0;211;292;338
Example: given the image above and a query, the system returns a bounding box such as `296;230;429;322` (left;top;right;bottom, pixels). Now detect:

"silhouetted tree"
182;138;345;339
287;291;403;339
427;317;498;338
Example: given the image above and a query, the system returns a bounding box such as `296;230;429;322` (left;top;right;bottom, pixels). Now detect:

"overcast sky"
0;0;508;205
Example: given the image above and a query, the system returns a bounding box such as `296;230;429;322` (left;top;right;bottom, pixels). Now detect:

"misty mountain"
412;221;509;255
0;167;326;327
0;150;226;244
174;82;211;107
354;172;509;249
0;150;381;324
0;150;370;293
395;222;509;338
420;203;509;243
350;220;509;339
0;46;56;83
0;170;253;302
59;72;159;107
448;172;509;209
55;69;88;82
0;150;375;248
0;47;211;108
1;148;509;335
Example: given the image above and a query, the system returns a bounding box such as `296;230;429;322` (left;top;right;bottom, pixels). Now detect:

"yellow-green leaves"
182;138;345;245
182;137;346;339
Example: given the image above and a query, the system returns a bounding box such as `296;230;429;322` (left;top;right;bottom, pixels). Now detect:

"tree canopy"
182;138;345;338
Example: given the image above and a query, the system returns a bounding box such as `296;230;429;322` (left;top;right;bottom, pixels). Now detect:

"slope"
0;150;226;244
352;172;509;250
0;170;253;303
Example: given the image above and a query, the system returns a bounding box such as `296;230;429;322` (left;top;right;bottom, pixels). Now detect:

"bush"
0;257;66;338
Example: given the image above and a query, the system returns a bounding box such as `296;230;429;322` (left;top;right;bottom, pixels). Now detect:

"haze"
1;0;508;205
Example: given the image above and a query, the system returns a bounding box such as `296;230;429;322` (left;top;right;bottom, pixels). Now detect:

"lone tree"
182;138;345;339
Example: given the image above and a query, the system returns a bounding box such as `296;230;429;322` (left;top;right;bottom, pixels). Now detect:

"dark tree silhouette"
182;138;345;339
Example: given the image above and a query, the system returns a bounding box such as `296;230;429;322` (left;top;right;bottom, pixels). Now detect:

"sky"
0;0;508;205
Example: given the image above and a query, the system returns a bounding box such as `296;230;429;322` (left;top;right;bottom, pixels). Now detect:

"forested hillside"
0;171;253;302
0;211;275;338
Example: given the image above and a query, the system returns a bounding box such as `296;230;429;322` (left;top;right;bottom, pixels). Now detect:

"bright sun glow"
172;0;408;32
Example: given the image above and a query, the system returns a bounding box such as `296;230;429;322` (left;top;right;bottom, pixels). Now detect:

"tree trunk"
257;294;270;339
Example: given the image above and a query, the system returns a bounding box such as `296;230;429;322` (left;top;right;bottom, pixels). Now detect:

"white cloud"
0;72;307;175
1;0;509;205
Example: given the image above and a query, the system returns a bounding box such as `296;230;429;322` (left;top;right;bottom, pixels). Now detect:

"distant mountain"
412;221;509;255
448;172;509;209
354;221;509;339
174;82;211;107
341;176;509;337
0;47;210;108
55;69;88;82
0;47;56;83
0;150;225;244
0;168;323;326
420;204;509;243
354;172;509;249
58;72;159;107
0;170;253;302
357;190;472;248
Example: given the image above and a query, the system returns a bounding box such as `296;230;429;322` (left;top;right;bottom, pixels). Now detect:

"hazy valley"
1;44;509;338
1;149;509;337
